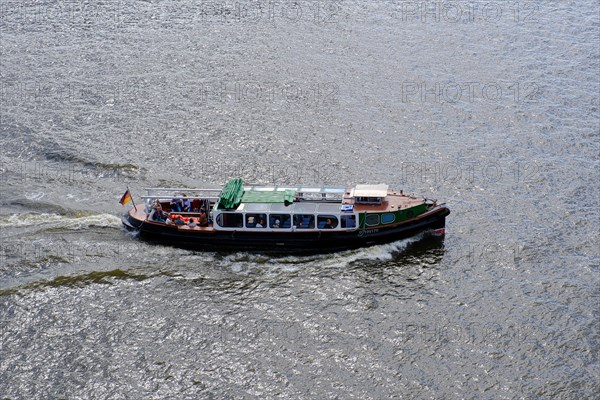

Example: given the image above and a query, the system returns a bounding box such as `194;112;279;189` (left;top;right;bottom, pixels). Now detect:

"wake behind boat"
121;178;450;253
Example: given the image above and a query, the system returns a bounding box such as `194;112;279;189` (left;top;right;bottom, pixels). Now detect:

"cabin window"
356;196;382;204
340;215;356;228
293;214;315;229
246;213;267;228
317;215;338;229
381;213;395;224
365;214;380;226
269;214;291;229
215;213;243;228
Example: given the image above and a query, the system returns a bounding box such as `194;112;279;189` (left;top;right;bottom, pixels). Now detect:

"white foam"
25;192;45;201
0;212;122;230
206;233;426;274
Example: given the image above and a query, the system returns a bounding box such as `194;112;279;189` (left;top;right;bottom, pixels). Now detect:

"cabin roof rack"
350;184;389;198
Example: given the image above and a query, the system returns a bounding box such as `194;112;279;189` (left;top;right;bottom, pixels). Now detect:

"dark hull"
123;207;450;254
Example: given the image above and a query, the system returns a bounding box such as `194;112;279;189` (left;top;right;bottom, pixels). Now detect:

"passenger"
256;219;265;228
158;208;167;222
323;218;333;229
174;216;186;226
150;204;166;223
192;198;200;212
273;218;280;228
165;217;172;225
188;218;197;228
148;203;158;220
170;197;182;213
198;210;208;227
181;194;191;212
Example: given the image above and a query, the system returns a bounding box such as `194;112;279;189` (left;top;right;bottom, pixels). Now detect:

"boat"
121;178;450;253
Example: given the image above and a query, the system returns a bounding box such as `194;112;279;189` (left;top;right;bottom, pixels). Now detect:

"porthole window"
381;213;395;224
365;214;380;226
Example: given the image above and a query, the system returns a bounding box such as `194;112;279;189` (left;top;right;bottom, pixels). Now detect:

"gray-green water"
1;1;598;398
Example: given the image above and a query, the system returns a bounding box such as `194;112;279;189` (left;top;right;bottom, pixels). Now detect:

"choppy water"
1;0;599;398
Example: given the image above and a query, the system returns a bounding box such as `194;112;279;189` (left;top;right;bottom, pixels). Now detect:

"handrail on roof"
141;195;219;200
244;185;347;193
145;188;221;192
144;185;347;194
143;185;348;205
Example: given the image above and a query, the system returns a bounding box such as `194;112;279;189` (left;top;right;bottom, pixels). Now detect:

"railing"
145;187;221;196
143;185;348;203
142;189;222;208
244;184;347;202
244;184;346;193
141;195;220;201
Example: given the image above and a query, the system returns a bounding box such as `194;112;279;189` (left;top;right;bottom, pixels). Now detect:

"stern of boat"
121;207;146;230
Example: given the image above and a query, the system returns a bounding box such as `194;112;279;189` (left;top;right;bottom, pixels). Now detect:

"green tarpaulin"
241;190;296;204
217;178;245;210
217;179;297;210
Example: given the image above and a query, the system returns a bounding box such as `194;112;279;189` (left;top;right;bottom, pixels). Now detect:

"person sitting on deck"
198;210;208;227
181;194;191;212
188;218;197;228
174;216;186;226
170;197;182;213
149;203;166;223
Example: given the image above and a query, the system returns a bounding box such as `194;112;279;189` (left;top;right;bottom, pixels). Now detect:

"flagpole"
128;186;138;211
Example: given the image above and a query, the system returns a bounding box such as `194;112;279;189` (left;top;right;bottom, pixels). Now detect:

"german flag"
119;189;132;206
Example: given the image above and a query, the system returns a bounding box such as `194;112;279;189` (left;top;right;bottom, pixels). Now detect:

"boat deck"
131;189;426;223
129;207;217;231
129;206;148;221
175;225;215;232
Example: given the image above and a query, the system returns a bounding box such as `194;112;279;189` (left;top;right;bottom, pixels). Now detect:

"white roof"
350;184;389;198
